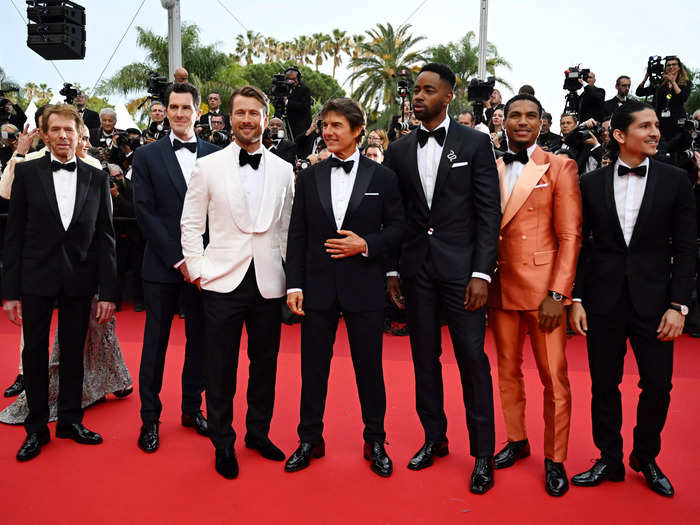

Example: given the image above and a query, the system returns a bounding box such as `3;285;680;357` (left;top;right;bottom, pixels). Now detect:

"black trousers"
202;262;282;451
139;280;205;423
21;293;92;434
586;287;673;464
402;258;495;457
298;305;386;444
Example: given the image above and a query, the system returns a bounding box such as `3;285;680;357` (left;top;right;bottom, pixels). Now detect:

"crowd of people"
0;57;698;501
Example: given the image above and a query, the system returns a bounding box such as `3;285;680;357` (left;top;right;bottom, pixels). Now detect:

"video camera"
59;82;79;104
467;76;496;125
564;121;602;149
562;66;589;117
647;56;666;88
396;69;411;100
147;72;169;104
144;119;170;141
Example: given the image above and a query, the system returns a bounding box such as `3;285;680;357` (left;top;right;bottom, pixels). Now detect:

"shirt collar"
506;143;538;158
50;153;77;168
170;130;197;145
419;114;451;134
615;156;650;172
232;141;264;157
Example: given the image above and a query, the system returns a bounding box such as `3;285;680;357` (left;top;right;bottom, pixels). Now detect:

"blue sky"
2;0;698;131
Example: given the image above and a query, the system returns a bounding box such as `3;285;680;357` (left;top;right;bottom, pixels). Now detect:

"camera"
1;129;20;141
59;83;79;104
647;56;665;87
467;76;496;125
147;72;169;104
144;119;170;141
0;99;12;124
269;73;293;119
210;130;230;147
564;122;602;149
196;123;211;139
296;158;311;173
563;66;589;92
395;69;411;100
263;128;284;141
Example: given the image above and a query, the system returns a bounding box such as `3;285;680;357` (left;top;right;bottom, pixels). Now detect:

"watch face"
681;305;689;316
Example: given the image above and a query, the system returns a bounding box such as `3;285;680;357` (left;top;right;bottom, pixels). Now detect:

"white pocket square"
534;183;549;189
364;192;379;196
451;161;469;168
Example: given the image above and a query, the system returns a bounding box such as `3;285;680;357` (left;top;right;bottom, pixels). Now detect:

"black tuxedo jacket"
287;84;312;138
573;159;696;317
604;97;626;120
132;136;220;284
200;110;231;131
295;130;322;160
3;154;117;301
269;139;297;165
579;85;606;122
286;155;404;312
89;127;124;148
79;108;100;131
384;120;501;281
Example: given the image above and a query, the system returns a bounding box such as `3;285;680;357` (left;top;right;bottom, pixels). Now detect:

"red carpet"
1;307;699;524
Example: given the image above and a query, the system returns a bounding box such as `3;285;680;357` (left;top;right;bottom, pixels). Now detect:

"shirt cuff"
287;288;302;294
174;259;185;269
472;272;492;283
386;271;399;277
572;298;582;303
591;144;601;151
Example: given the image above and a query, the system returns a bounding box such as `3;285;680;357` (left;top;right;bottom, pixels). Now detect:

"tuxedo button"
498;235;503;241
528;207;534;211
521;235;527;240
427;228;434;235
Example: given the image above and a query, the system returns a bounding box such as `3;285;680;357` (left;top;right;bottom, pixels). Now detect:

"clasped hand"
324;230;367;259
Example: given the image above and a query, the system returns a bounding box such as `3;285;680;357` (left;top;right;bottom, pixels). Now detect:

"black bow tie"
417;127;446;148
51;160;76;172
329;157;355;173
239;148;262;170
618;164;647;177
502;150;529;165
173;139;197;153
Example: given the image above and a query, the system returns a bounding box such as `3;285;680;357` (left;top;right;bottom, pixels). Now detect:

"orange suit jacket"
488;146;582;310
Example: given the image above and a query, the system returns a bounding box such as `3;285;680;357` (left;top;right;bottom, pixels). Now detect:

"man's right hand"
287;291;305;316
569;302;588;336
16;124;39;155
387;276;405;310
3;300;22;326
179;261;192;283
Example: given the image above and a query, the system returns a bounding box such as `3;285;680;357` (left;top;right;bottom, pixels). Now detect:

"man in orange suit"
487;94;582;497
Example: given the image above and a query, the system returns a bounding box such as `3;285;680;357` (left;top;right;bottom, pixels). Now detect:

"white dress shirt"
330;148;360;229
232;142;266;222
417;115;450;209
51;153;77;230
170;131;198;187
614;157;649;246
504;143;538;198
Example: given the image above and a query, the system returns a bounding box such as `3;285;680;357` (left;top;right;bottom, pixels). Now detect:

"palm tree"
327;29;351;79
310;33;330;71
348;23;426;110
348;34;367;92
235;30;263;65
291;36;313;67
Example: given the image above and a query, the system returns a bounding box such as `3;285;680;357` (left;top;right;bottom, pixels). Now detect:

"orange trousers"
489;308;571;462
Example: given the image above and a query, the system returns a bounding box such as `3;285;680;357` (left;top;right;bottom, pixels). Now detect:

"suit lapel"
223;145;254;233
431;120;459;205
68;158;91;229
37;154;63;229
405;131;429;211
501;146;549;228
159;138;187;200
342;155;375;228
314;160;336;230
602;165;626;246
254;149;275;232
497;160;507;212
629;160;658;247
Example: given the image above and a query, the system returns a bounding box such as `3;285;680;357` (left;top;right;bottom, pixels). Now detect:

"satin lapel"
314;161;336;229
629;161;658;247
37;154;63;228
254;149;275;232
342;156;375;228
223;145;254;233
158;139;187;200
405;131;428;211
602;165;626;246
195;138;209;159
497;160;507;213
69;158;91;229
431;120;459;205
501;148;549;228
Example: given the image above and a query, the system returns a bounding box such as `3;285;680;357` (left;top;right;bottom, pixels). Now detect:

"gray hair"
106;163;123;174
99;107;117;118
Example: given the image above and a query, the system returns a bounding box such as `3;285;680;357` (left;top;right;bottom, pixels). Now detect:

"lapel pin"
447;150;457;162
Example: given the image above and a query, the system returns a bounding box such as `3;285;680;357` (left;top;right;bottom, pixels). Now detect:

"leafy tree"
684;68;700;114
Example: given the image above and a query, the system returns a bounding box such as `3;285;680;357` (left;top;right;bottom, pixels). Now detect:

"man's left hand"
96;301;116;324
464;278;488;311
325;230;367;259
538;295;565;333
657;309;685;341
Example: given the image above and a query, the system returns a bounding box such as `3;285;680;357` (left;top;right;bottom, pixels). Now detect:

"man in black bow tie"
180;85;295;479
284;98;404;477
570;101;696;497
3;104;117;461
384;63;501;494
132;83;221;454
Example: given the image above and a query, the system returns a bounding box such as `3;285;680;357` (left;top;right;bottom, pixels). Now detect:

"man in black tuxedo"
74;91;100;131
284;98;404;477
3;104;117;461
604;75;631;119
570;101;696;497
199;92;231;132
132;82;220;453
536;112;562;152
284;67;312;139
385;63;501;494
578;71;606;123
264;117;297;165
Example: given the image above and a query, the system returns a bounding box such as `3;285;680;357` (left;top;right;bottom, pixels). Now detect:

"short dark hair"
320;97;366;143
419;63;456;90
364;143;383;154
229;85;269;115
541;111;553;123
615;75;631;86
518;84;535;95
165;82;201;110
504;94;543;118
459;109;475;118
608;100;655;159
35;104;50;128
560;113;578;123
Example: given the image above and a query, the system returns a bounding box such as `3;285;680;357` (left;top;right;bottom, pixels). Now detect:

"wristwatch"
669;303;689;316
548;291;565;302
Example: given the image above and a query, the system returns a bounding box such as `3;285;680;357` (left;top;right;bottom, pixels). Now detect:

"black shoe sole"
470;478;495;495
138;441;159;453
571;472;625;486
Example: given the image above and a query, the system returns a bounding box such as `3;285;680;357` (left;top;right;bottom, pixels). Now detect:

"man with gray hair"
90;108;122;164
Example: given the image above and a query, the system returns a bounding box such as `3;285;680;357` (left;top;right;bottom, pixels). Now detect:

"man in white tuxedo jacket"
181;85;294;479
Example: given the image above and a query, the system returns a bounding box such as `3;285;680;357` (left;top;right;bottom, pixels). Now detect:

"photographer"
295;113;324;159
488;107;506;152
284;67;312;138
74;91;100;130
636;56;691;143
89;108;123;164
558;113;603;175
143;101;170;144
484;88;504;122
203;114;231;148
0;96;27;130
0;123;19;171
113;128;143;171
537;112;563;152
199;92;230;132
578;71;607;123
604;75;631;118
457;109;475;127
264;117;296;164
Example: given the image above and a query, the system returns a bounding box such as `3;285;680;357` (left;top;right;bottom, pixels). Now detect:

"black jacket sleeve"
471;132;501;276
285;170;308;291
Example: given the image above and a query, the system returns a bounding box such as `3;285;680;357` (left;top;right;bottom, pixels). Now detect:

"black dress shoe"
138;421;160;453
215;447;239;479
181;412;208;436
629;453;674;497
571;459;625;486
363;441;393;477
407;440;449;471
284;439;325;472
16;430;50;462
493;439;530;469
545;458;569;497
245;437;285;461
470;456;495;494
113;386;133;398
4;374;24;397
56;423;103;445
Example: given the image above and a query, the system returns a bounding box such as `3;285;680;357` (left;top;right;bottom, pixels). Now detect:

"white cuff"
287;288;303;294
572;298;582;303
472;272;492;283
386;271;399;277
174;259;185;269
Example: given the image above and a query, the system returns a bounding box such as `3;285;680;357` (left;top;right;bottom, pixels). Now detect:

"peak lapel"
501;147;549;228
314;160;336;230
223;145;254;233
602;165;626;246
254;149;275;232
37;154;63;229
68;158;92;230
629;161;658;247
405;131;429;211
342;156;375;228
496;160;507;213
158;138;187;200
431;120;458;206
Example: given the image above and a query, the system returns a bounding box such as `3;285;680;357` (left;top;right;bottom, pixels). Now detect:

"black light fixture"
26;0;86;60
